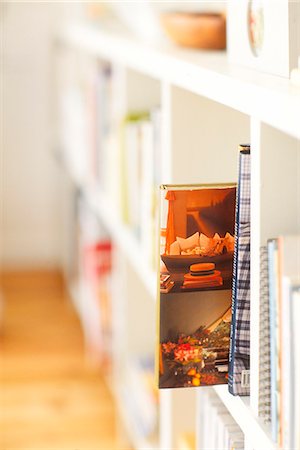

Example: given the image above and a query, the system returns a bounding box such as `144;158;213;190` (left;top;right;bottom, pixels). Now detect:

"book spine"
291;285;300;450
281;276;292;449
228;150;241;393
228;147;250;395
258;246;271;424
274;242;281;445
268;239;278;442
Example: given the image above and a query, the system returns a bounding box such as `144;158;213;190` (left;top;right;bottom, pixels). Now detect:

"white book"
202;392;220;450
224;424;241;450
218;412;237;449
278;235;300;448
206;396;226;450
124;121;141;235
291;284;300;450
281;275;292;449
140;119;154;266
259;246;271;424
126;357;157;435
215;410;231;450
202;390;215;450
150;107;162;270
212;404;226;450
228;429;244;450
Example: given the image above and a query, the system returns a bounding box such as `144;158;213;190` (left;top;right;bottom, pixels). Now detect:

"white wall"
1;3;63;269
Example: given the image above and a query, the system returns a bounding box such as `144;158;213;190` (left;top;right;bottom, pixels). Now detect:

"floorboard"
0;270;131;450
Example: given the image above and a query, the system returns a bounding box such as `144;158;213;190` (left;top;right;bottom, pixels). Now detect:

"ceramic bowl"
161;12;226;49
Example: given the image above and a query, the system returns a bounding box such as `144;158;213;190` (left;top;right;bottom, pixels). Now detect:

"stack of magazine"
266;235;300;449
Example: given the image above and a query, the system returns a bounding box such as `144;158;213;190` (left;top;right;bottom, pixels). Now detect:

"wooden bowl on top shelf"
161;12;226;50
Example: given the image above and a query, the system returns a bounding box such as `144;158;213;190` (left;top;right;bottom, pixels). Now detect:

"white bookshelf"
58;16;300;450
62;21;300;140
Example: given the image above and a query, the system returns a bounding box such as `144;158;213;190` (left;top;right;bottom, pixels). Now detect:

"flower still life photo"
158;184;236;389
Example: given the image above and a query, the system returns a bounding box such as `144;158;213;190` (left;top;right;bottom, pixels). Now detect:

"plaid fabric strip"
233;357;250;395
231;150;251;395
235;223;250;356
239;153;250;224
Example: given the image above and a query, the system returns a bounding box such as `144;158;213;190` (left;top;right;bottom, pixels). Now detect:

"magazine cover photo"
158;185;236;389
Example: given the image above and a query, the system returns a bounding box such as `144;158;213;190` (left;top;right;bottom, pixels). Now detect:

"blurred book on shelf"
57;50;122;202
120;108;161;269
77;198;113;371
268;237;280;443
228;144;251;396
277;235;300;449
259;246;271;425
157;184;236;389
121;355;159;442
266;234;300;448
198;390;244;450
291;284;300;450
57;48;94;183
57;43;162;272
177;432;195;450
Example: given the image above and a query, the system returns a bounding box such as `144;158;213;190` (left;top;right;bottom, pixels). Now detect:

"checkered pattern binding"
235;223;250;356
229;149;251;396
239;154;250;224
232;357;250;395
258;246;271;423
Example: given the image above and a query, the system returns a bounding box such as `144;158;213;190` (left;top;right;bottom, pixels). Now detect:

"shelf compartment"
84;185;157;298
168;86;250;185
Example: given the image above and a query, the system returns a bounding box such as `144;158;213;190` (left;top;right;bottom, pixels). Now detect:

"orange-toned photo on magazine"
158;184;236;389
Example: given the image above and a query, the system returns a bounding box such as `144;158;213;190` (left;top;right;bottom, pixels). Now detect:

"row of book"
226;145;300;448
120;108;162;270
58;51;162;270
57;49;122;195
259;235;300;449
198;389;244;450
77;197;113;369
122;355;158;442
228;143;300;449
58;50;101;184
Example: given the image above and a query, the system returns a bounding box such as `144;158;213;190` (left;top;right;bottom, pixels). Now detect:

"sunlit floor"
0;270;128;450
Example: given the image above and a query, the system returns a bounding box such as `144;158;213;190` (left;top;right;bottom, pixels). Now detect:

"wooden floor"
0;270;130;450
